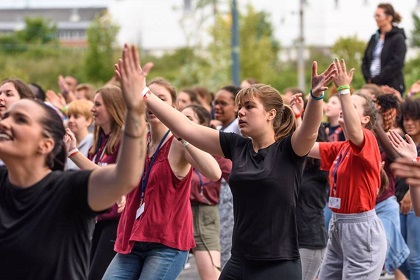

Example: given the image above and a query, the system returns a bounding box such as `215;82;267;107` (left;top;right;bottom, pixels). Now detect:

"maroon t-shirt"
376;151;396;204
190;156;231;205
88;134;121;221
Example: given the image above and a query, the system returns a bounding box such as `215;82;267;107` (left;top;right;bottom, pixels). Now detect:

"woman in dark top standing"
122;45;336;279
0;44;149;280
362;3;406;95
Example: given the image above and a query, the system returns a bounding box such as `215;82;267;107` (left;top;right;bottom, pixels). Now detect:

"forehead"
149;83;173;101
0;82;17;91
351;95;365;107
178;91;190;99
8;99;44;119
93;93;103;102
215;89;234;100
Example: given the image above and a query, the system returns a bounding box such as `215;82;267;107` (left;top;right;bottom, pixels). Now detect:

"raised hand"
332;58;354;88
391;158;420;187
289;93;304;116
388;130;417;160
115;44;154;113
64;128;77;152
311;61;336;96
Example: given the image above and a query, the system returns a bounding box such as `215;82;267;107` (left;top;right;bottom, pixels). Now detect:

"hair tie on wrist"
67;148;79;158
295;108;304;119
180;139;189;147
310;90;324;100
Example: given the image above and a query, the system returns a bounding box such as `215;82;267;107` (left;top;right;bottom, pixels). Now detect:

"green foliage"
84;12;119;83
0;17;58;56
16;17;57;44
239;5;280;86
331;36;366;89
411;13;420;47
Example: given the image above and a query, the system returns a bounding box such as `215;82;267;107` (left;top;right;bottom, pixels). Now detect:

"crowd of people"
1;2;420;280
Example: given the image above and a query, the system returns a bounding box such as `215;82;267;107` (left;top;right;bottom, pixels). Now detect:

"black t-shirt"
0;168;95;280
219;132;305;260
296;166;329;249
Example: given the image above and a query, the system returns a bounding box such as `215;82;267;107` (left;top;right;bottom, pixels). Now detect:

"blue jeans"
324;205;332;233
102;242;188;280
399;209;420;279
375;196;410;274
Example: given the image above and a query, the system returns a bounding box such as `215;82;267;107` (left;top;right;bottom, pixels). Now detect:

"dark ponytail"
36;101;66;171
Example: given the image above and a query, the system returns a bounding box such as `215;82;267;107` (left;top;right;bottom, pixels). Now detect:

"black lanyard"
140;130;170;200
94;132;107;164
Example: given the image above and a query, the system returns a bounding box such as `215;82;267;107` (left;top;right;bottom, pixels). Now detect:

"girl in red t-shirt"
309;59;386;279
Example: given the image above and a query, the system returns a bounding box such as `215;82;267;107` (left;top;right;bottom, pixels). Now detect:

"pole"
297;0;305;90
231;0;240;86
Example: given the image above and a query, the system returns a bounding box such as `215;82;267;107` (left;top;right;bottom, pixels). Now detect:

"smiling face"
91;93;111;131
0;99;54;161
0;82;21;113
213;89;237;125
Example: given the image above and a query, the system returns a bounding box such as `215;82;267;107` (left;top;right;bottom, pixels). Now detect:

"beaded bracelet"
310;90;324;101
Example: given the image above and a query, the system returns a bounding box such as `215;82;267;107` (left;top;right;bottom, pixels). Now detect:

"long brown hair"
89;85;126;155
236;84;296;141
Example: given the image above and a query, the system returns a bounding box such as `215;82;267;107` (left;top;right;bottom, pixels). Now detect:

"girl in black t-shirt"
0;45;149;280
122;46;337;279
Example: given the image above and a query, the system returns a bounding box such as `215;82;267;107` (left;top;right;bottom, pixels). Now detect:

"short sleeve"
319;142;345;171
219;131;249;160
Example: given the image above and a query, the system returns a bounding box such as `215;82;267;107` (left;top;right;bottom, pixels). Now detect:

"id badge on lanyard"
329;149;347;209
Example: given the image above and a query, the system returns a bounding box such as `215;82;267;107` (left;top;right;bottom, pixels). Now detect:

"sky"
0;0;419;51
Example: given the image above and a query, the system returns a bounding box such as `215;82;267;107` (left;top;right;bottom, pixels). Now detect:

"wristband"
180;139;190;147
336;85;350;91
338;89;351;95
310;90;324;100
141;86;151;99
295;109;304;119
67;148;79;158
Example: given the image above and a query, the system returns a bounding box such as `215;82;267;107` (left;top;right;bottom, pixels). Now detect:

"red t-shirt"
115;136;195;253
190;156;231;205
319;128;381;214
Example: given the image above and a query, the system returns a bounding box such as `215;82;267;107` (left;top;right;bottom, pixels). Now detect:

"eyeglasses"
212;100;234;107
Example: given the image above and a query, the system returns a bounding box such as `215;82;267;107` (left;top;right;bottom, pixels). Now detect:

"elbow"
206;168;222;181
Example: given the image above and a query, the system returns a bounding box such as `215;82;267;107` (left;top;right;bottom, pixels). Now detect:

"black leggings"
88;219;119;280
219;254;301;280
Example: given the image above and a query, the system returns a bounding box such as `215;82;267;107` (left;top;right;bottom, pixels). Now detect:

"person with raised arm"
102;47;222;280
309;59;386;279
126;43;335;278
0;44;148;280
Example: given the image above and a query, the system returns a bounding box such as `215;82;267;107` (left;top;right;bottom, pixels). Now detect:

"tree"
17;17;57;45
411;12;420;48
84;12;119;82
331;36;366;89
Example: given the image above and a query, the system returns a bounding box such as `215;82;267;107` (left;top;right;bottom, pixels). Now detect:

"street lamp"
231;0;240;86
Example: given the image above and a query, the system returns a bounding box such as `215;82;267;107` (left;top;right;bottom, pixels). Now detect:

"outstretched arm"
292;61;336;156
333;59;363;147
117;46;223;157
87;45;148;211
